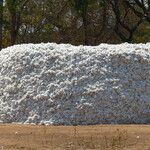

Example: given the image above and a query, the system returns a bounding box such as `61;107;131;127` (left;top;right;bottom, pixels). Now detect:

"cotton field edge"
0;43;150;125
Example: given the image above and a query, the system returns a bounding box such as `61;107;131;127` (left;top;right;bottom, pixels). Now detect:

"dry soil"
0;125;149;150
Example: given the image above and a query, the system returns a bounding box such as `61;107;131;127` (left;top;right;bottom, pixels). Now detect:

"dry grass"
0;124;149;150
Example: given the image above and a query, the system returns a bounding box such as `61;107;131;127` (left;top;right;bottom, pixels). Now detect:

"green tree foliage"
133;22;150;43
5;0;29;45
0;0;3;50
0;0;149;49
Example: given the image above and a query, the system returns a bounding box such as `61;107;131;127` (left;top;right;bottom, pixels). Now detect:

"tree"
110;0;150;42
126;0;150;22
73;0;93;45
6;0;29;45
0;0;3;50
1;0;150;47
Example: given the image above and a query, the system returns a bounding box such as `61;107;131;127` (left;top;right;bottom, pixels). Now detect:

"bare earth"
0;125;149;150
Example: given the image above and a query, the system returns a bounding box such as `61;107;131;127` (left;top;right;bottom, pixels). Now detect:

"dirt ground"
0;124;149;150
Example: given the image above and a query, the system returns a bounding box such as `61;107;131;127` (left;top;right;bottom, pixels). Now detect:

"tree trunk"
10;11;17;45
0;0;3;50
82;5;88;45
9;0;29;45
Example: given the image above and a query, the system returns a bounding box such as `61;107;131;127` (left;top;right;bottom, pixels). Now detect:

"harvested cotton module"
0;43;150;125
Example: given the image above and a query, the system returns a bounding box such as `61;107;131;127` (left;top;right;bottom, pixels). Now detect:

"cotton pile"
0;43;150;125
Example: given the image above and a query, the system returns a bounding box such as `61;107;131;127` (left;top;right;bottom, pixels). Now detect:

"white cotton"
0;43;150;125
